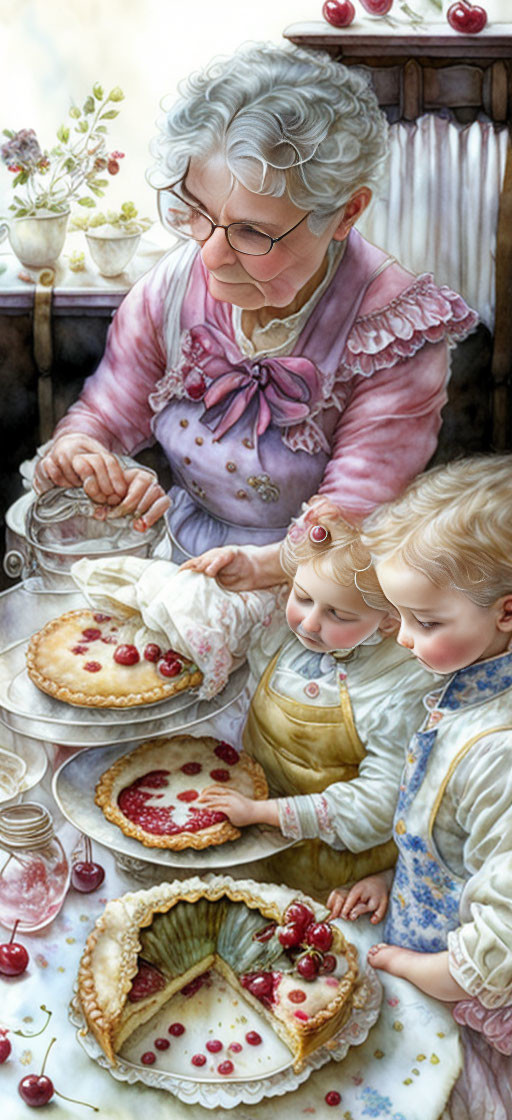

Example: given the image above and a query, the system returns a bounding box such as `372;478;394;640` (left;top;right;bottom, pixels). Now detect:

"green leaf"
83;96;95;115
96;125;107;134
92;82;104;100
91;177;108;187
64;157;77;172
57;125;70;143
69;105;81;119
88;185;105;197
12;171;29;187
77;196;97;207
100;110;119;120
108;86;124;102
75;120;89;133
2;129;15;138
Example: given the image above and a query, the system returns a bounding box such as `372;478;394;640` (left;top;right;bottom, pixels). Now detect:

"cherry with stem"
18;1036;99;1110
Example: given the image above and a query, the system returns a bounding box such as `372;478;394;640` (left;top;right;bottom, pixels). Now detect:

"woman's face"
182;153;367;311
286;560;385;654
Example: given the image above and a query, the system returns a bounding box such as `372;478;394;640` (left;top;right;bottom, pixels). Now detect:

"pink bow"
186;325;323;443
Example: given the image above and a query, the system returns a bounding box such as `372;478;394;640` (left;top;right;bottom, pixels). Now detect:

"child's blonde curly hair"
281;515;390;612
362;455;512;607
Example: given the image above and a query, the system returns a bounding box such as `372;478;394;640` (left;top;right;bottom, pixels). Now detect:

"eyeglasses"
157;176;311;257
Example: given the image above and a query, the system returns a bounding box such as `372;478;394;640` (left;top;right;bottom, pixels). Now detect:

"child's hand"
327;874;390;924
181;542;284;590
196;786;279;828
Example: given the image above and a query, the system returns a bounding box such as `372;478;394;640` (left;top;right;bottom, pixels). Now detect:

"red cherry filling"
71;645;88;655
181;971;211;998
214;742;239;766
229;1042;242;1053
168;1022;185;1036
141;1051;156;1065
253;922;277;943
83;661;102;672
114;644;140;666
128;961;166;1003
118;773;225;836
244;972;274;1001
154;1038;170;1051
217;1060;234;1075
93;613;111;623
0;1034;11;1063
325;1090;342;1106
191;1053;206;1067
206;1039;223;1053
322;954;337;973
294;1009;309;1021
177;789;198;803
158;659;182;678
81;628;102;641
181;761;202;775
288;989;307;1003
209;769;230;783
245;1031;262;1046
144;643;162;662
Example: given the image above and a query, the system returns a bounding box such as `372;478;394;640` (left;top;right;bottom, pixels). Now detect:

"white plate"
69;965;382;1109
52;739;295;870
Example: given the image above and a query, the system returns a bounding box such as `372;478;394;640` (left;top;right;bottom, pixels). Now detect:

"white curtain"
358;115;509;329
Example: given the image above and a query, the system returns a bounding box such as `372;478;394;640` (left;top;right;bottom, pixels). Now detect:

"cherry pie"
26;609;202;708
94;735;268;849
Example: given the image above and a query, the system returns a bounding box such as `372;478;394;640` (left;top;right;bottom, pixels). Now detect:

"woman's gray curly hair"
147;42;389;233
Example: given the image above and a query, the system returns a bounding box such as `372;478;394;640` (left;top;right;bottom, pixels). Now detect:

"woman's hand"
327;873;391;924
34;433;128;497
181;541;285;591
196;786;280;828
78;462;170;530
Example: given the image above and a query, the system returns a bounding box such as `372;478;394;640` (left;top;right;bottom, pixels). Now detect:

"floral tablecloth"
1;744;462;1120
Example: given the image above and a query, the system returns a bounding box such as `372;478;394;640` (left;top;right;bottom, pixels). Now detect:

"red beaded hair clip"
309;524;330;545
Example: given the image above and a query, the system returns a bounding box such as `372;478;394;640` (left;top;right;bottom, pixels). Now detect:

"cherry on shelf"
71;836;105;893
446;1;487;33
18;1037;98;1110
359;0;394;12
322;0;355;27
0;920;29;976
0;1030;11;1063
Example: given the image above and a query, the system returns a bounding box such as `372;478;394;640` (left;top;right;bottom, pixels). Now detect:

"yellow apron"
242;648;397;900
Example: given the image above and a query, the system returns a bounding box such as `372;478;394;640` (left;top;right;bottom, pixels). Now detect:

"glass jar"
0;802;70;931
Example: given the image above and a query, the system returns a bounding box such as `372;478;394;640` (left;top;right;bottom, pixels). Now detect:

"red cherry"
278;921;304;949
322;0;355;27
113;644;140;666
253;921;277;943
128;962;166;1003
191;1053;206;1067
158;659;181;678
0;1032;11;1062
107;158;120;174
306;922;333;952
209;769;230;782
217;1060;234;1075
0;922;29;976
322;953;337;973
181;761;202;775
81;628;102;641
229;1042;243;1053
154;1037;170;1050
144;643;162;662
214;742;239;765
296;952;320;981
284;902;315;931
83;661;102;672
446;1;487;33
71;836;105;892
177;789;198;802
359;0;393;11
287;989;307;1003
326;1090;342;1106
18;1074;54;1106
206;1039;223;1053
163;648;181;662
245;1031;262;1046
141;1051;156;1065
247;973;274;999
168;1022;185;1036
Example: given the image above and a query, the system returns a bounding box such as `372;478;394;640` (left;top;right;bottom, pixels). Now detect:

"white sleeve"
446;732;512;1007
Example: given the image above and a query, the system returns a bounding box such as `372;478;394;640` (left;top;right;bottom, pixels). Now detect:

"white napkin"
71;556;287;700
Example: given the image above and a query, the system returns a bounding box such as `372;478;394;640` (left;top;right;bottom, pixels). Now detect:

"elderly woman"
34;43;476;571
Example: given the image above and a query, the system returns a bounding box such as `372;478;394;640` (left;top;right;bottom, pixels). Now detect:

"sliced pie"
26;609;202;708
94;735;268;849
77;875;362;1073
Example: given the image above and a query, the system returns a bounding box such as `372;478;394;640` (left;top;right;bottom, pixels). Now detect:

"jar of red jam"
0;802;70;931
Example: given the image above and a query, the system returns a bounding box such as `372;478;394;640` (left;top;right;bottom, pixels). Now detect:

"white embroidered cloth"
70;556;287;701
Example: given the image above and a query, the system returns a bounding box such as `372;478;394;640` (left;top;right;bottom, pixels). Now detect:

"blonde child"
195;514;436;899
326;455;512;1116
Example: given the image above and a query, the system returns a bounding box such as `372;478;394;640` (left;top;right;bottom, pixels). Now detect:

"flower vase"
6;210;70;268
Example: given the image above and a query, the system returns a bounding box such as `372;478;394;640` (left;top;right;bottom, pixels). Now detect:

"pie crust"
94;735;268;849
77;874;362;1072
26;609;202;708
